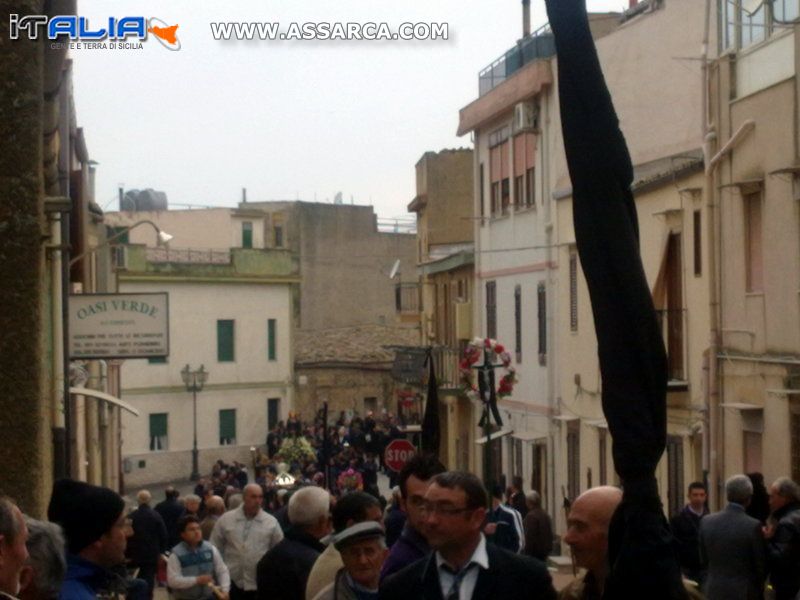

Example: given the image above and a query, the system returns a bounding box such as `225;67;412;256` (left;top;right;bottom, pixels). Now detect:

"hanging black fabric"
421;350;441;457
543;0;687;597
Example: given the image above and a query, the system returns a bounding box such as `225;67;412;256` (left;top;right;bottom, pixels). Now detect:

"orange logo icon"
148;18;180;50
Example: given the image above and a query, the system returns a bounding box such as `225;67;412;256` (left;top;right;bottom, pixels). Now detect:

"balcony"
655;308;688;387
146;246;231;264
478;24;555;96
431;345;463;389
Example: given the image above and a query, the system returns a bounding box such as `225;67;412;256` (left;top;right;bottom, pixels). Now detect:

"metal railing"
431;345;462;389
146;246;231;265
478;23;555;96
395;283;420;313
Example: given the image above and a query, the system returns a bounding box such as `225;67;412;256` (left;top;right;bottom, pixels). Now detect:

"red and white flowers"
459;337;517;401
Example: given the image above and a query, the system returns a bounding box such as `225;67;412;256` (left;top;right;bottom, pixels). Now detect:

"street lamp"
181;364;208;481
69;219;173;266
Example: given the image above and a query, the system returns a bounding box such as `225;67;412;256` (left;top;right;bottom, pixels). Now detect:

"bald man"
200;496;225;541
561;488;701;600
210;484;283;599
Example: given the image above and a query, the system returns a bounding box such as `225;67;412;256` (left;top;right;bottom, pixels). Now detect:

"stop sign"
384;439;416;473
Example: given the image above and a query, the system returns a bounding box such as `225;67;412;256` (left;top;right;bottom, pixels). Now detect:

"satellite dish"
389;259;401;280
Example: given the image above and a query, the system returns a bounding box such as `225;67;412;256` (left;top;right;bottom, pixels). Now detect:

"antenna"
389;259;401;280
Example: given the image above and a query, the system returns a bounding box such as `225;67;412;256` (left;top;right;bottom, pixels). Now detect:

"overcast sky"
72;0;626;220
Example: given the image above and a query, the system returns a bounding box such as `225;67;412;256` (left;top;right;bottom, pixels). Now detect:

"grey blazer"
699;503;766;600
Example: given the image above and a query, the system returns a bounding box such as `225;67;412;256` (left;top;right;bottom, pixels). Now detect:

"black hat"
47;479;125;554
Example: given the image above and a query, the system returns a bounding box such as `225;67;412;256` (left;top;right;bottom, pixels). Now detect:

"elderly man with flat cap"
47;479;129;600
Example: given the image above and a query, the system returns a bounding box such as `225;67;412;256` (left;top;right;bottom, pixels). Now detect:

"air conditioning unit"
455;301;473;340
513;101;539;133
111;245;129;270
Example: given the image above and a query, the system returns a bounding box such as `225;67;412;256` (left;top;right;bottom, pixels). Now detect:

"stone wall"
294;366;397;422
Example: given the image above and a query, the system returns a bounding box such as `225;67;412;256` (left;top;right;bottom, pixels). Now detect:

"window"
693;210;702;276
217;319;235;362
485;281;497;339
531;442;547;510
148;356;167;364
489;134;510;217
569;252;578;332
512;438;523;478
526;167;536;206
720;0;799;53
514;285;522;363
268;319;277;361
744;193;763;292
537;282;547;365
364;397;377;414
274;225;284;248
268;398;280;431
598;428;608;486
514;175;524;209
567;420;580;501
491;182;500;215
219;409;236;446
149;413;168;451
479;164;485;220
107;226;129;244
501;178;510;215
666;435;684;517
242;221;253;248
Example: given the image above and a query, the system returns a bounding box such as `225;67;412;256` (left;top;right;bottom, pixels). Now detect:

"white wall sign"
69;293;169;359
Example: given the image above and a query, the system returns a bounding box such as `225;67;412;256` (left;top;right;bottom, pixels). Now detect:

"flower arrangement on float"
459;337;517;401
337;468;364;493
275;436;316;464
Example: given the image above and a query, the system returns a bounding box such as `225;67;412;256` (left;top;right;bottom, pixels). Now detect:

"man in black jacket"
127;490;168;599
379;472;555;600
670;482;709;587
765;477;800;600
154;487;185;550
256;486;331;600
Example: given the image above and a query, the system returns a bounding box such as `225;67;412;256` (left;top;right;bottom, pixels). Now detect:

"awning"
69;386;140;416
475;429;513;444
552;415;579;422
585;418;608;429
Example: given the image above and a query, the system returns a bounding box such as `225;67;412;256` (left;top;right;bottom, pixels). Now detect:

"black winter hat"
47;479;125;554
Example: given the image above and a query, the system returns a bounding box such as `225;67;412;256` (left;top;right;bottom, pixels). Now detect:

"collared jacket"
59;554;120;600
209;506;284;591
767;501;800;600
256;526;325;600
380;523;429;581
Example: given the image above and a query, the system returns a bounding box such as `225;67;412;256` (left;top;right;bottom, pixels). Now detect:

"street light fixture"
181;364;208;481
69;219;173;266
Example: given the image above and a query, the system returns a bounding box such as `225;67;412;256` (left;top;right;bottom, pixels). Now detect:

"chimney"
629;0;638;8
522;0;531;37
242;187;247;203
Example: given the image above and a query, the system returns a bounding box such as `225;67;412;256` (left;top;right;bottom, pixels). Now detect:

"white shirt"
209;506;284;591
435;534;490;600
167;542;231;593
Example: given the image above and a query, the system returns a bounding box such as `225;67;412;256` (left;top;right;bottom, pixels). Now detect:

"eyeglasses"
419;502;476;516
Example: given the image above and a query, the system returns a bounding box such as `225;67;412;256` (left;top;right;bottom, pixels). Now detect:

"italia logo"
9;15;181;51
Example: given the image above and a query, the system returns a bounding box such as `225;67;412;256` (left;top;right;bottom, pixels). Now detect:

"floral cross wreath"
459;337;517;401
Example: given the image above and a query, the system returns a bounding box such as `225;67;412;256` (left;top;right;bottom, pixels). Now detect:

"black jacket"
154;497;185;549
256;526;325;600
767;502;800;600
379;541;555;600
126;504;168;565
670;505;708;577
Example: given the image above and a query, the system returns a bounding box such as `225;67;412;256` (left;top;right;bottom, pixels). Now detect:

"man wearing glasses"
379;472;556;600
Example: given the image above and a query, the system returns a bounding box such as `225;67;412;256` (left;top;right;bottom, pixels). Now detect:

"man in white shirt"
210;484;283;600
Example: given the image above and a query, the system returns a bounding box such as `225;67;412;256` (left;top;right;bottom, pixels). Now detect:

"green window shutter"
219;409;236;445
217;320;235;362
149;413;168;451
268;319;277;361
148;356;167;364
242;222;253;248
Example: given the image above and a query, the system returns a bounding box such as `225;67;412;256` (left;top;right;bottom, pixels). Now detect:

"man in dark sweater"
670;482;708;587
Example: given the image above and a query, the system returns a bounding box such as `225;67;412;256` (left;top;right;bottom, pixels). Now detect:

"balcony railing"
655;308;688;383
146;246;231;265
431;346;462;389
478;24;555;96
